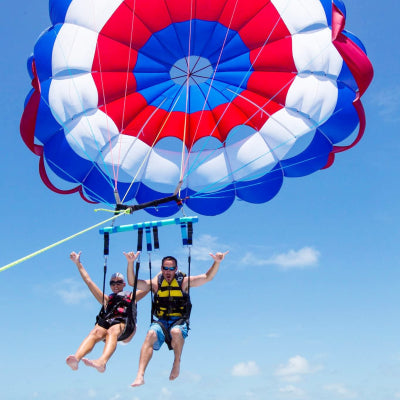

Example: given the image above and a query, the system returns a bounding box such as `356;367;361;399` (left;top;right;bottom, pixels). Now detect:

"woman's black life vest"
96;291;137;341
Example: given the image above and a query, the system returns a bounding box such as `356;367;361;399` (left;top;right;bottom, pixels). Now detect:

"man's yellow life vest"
153;271;191;319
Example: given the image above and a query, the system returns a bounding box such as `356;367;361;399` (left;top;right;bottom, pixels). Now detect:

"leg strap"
154;321;173;350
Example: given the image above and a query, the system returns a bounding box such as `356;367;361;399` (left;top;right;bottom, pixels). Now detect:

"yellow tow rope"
0;209;130;273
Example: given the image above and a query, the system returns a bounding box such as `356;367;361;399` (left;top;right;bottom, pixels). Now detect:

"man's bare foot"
82;358;106;373
131;376;145;387
169;361;180;381
66;355;79;371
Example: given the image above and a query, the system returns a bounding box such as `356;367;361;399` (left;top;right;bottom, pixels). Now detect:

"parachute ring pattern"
21;0;373;216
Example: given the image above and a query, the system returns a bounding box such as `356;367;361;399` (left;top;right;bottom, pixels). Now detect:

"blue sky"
1;1;399;399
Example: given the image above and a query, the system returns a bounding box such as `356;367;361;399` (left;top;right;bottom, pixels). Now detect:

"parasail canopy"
21;0;373;216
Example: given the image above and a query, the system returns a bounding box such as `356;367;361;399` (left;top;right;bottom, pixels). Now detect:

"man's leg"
169;327;185;381
66;325;107;370
131;329;159;387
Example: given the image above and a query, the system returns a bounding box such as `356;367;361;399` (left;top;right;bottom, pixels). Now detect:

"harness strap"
149;253;154;323
102;232;110;311
187;222;193;246
137;228;143;252
154;321;173;350
131;228;143;304
154;319;187;351
187;246;191;324
96;291;136;341
116;295;136;342
153;226;159;250
182;222;192;326
145;226;152;252
118;228;143;341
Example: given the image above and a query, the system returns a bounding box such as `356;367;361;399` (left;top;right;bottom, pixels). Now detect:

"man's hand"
123;251;141;263
209;251;229;262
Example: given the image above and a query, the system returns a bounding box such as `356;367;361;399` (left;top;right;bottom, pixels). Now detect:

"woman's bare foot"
82;358;106;373
66;355;79;371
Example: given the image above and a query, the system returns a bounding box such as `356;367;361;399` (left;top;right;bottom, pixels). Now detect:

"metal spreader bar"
99;216;199;235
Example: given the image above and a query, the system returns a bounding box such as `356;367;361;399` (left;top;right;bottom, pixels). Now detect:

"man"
127;250;228;387
66;251;147;373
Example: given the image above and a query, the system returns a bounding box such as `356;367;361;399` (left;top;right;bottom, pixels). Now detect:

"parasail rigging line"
185;102;348;199
32;93;116;200
20;0;373;213
178;0;195;189
180;0;242;180
181;32;346;195
113;0;138;189
119;0;354;206
91;6;119;189
180;24;286;186
180;0;339;188
119;91;185;204
45;28;117;191
45;158;115;206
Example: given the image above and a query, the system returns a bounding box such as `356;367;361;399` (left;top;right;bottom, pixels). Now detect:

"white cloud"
241;247;320;269
232;361;261;377
87;389;96;398
279;385;306;397
158;387;172;400
190;234;229;261
275;355;322;382
323;383;358;398
54;278;91;305
181;370;202;383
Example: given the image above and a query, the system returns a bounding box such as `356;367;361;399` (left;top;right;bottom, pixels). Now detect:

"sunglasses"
110;280;124;286
162;266;176;271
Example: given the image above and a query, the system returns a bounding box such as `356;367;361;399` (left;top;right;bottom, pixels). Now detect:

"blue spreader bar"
99;216;199;235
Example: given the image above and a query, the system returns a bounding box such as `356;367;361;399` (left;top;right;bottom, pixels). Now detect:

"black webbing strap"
102;232;110;311
137;228;143;251
179;222;193;295
149;253;154;323
153;226;159;250
104;232;110;256
184;223;193;326
118;228;143;341
145;226;152;252
131;228;143;304
115;193;183;214
153;320;171;350
187;246;192;297
187;222;193;246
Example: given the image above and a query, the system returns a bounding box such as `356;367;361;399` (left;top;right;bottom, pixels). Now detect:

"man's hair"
161;256;178;268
